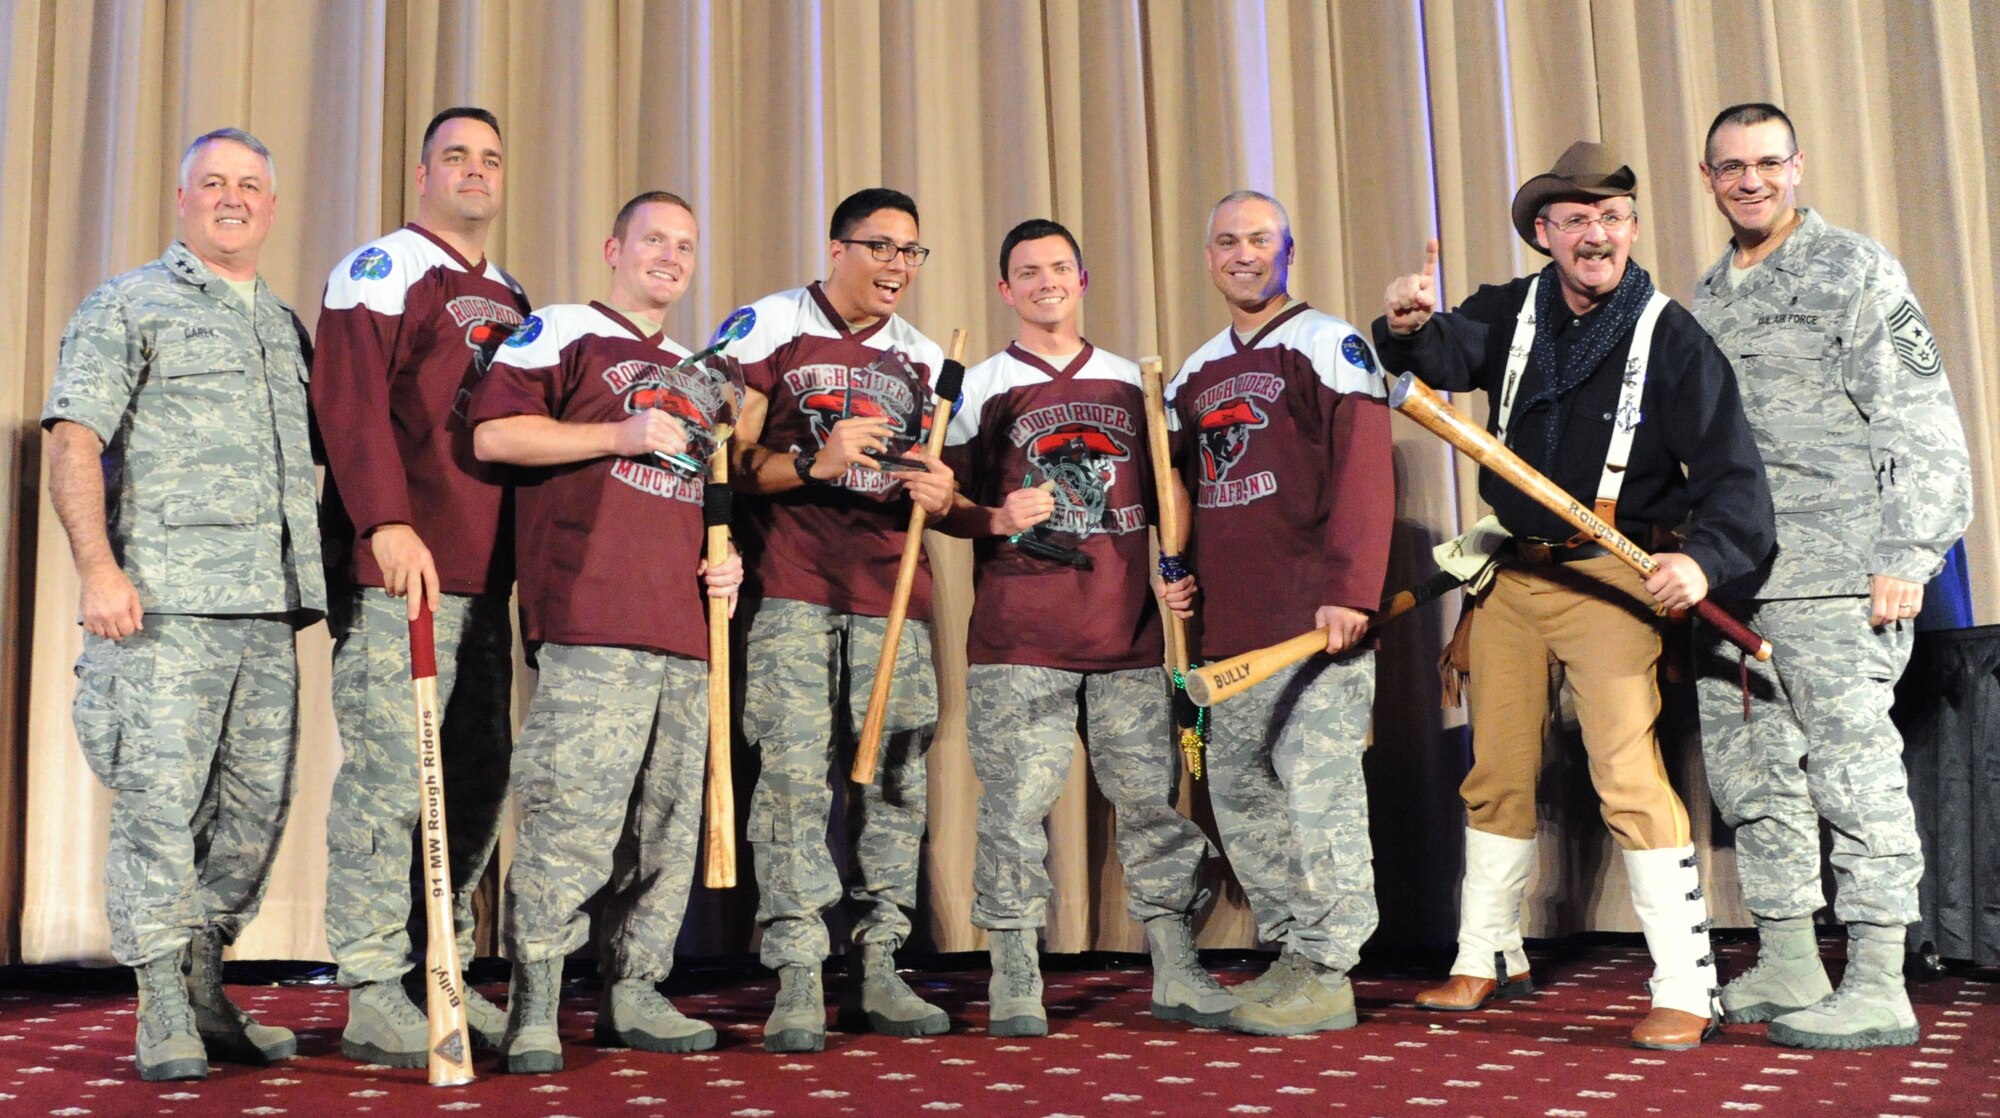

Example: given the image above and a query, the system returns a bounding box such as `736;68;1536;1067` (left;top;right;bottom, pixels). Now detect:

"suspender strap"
1496;280;1671;529
1593;291;1671;518
1494;276;1538;442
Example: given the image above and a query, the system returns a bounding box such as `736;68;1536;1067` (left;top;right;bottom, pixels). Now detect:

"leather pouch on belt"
1438;598;1477;710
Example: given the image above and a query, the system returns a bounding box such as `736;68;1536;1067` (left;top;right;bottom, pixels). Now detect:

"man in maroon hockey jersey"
936;219;1239;1038
312;106;530;1067
468;191;743;1073
1161;191;1395;1035
726;188;957;1053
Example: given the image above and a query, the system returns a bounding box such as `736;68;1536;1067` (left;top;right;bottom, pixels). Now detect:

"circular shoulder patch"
505;315;544;348
349;246;393;281
1887;298;1941;378
712;305;757;346
1340;333;1375;372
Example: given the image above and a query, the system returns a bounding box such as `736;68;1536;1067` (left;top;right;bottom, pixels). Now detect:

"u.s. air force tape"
703;484;734;527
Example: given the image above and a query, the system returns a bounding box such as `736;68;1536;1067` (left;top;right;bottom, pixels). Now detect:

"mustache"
1574;243;1617;262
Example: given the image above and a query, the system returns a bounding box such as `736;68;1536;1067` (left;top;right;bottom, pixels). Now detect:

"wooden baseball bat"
1389;372;1772;661
410;600;474;1086
1185;567;1467;706
851;329;967;785
1137;356;1202;776
702;426;737;889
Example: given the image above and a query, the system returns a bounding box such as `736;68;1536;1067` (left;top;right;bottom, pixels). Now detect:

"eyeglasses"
839;238;931;266
1707;154;1797;183
1543;211;1637;235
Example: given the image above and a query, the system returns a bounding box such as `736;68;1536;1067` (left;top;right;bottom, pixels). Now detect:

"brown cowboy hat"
1510;140;1637;255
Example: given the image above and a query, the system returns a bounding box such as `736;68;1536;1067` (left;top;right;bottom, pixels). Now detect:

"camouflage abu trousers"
71;615;300;966
1205;651;1378;971
964;663;1213;929
504;643;708;981
324;588;513;985
742;597;935;968
1696;596;1921;926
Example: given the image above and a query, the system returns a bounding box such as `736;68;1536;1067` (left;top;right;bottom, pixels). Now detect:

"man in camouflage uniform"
936;219;1238;1037
312;107;529;1066
1691;103;1974;1050
726;189;957;1052
468;192;744;1073
44;128;322;1082
1160;192;1396;1036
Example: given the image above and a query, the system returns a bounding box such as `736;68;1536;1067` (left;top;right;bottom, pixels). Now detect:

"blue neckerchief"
1517;259;1655;474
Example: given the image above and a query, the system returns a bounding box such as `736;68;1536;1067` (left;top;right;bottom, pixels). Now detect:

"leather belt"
1510;539;1611;564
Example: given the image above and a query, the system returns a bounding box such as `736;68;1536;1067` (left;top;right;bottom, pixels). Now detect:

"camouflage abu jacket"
1692;208;1972;600
43;241;326;617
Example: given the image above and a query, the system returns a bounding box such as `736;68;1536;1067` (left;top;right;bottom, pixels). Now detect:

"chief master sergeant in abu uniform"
1689;101;1973;1051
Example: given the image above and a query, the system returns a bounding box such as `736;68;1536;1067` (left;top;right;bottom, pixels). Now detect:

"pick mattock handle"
410;600;474;1086
1138;356;1204;776
852;328;968;784
1389;373;1771;662
702;436;738;888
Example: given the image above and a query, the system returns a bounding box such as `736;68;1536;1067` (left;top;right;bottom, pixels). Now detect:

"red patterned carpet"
2;937;1994;1117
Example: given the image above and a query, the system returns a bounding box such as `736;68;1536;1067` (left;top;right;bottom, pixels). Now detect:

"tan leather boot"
1631;1007;1711;1050
1624;846;1718;1050
1415;964;1533;1011
1425;828;1538;1010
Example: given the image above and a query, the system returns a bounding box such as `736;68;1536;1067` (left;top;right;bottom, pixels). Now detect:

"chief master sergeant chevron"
1689;102;1974;1051
43;127;322;1082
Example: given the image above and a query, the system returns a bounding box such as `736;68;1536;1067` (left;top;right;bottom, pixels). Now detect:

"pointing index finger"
1422;237;1440;279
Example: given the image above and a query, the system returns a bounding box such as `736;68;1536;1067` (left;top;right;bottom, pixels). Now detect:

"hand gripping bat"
703;425;738;889
850;329;968;785
1183;567;1466;706
1137;356;1204;776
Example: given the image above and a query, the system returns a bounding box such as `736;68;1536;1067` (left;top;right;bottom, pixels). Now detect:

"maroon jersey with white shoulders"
1166;303;1394;660
945;343;1161;671
313;224;530;595
467;302;713;659
731;283;945;620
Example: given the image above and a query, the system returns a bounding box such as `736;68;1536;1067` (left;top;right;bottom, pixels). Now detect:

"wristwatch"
793;449;827;485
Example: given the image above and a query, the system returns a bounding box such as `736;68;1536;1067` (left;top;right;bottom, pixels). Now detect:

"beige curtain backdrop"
2;0;1993;965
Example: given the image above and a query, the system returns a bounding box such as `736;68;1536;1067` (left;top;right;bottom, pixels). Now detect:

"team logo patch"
349;247;393;281
800;389;886;442
1888;298;1942;377
783;350;928;494
1197;396;1269;483
1340;333;1375;372
1028;423;1132;539
712;306;756;346
616;359;731;492
505;315;544;348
